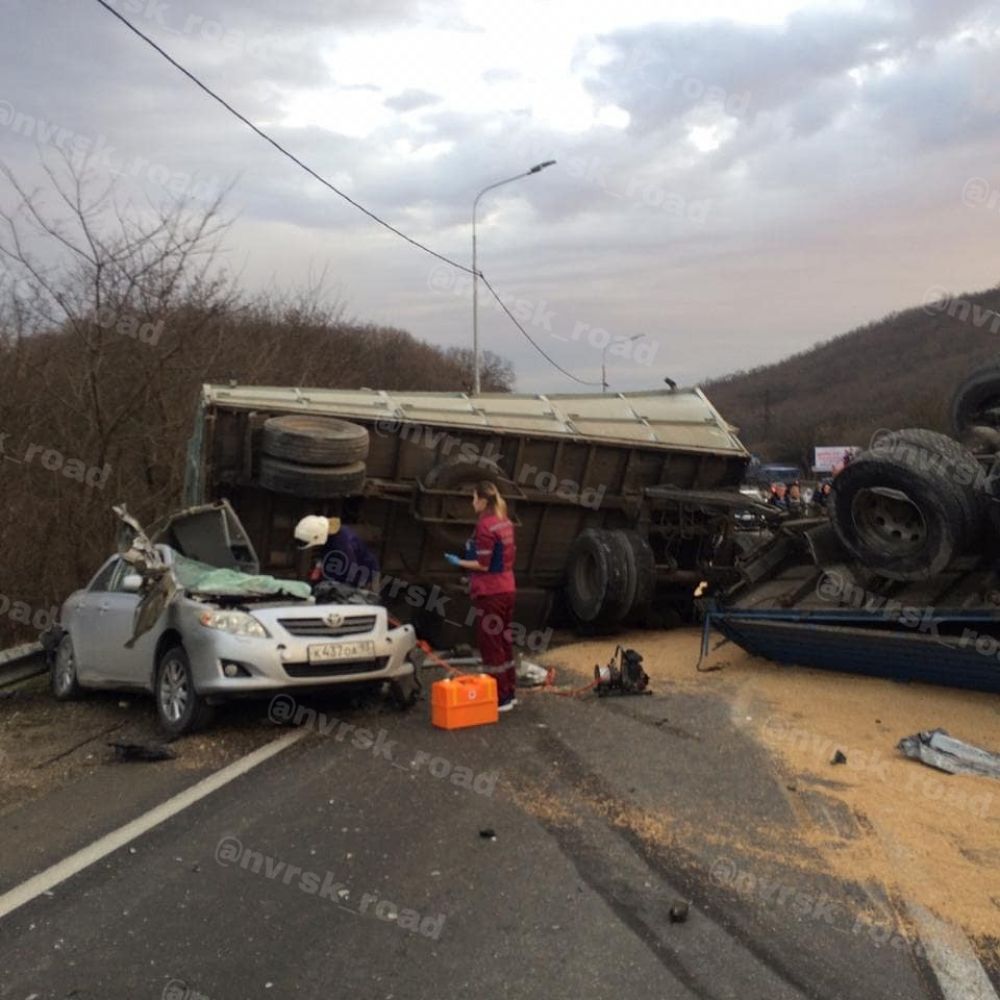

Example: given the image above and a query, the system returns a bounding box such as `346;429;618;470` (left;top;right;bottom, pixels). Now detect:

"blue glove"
444;552;462;567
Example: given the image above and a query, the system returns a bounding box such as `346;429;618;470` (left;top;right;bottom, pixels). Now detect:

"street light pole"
602;333;645;393
471;160;556;396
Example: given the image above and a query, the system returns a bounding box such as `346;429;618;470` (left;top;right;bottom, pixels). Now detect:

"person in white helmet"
294;515;380;591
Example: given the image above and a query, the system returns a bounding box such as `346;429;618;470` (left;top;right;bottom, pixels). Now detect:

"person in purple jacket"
294;515;380;590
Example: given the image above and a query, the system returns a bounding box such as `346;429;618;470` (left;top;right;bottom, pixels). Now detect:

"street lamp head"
529;160;557;173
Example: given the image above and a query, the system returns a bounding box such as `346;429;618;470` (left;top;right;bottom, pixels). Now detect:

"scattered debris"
594;646;651;697
517;658;549;688
109;741;177;763
830;750;848;765
897;729;1000;778
668;900;690;923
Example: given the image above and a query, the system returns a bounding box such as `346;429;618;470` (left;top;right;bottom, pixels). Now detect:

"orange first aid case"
431;674;498;730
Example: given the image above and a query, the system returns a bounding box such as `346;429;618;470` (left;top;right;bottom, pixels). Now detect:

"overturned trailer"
183;384;767;644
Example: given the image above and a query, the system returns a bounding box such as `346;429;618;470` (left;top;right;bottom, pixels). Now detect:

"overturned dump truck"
705;364;1000;694
184;384;768;645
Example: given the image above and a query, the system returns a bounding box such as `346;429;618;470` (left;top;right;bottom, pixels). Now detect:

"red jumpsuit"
467;512;517;704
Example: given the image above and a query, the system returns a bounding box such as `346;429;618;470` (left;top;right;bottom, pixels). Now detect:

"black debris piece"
830;750;848;765
479;828;497;840
109;741;177;763
669;901;690;923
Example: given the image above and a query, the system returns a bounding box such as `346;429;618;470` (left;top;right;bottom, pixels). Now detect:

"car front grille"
278;614;378;638
283;657;390;679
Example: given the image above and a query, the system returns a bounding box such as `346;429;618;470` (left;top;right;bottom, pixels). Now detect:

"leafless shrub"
0;160;513;646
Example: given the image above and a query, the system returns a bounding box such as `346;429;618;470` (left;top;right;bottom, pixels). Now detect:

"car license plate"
308;641;376;664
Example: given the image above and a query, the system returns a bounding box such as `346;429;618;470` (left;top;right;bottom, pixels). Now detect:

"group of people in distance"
768;478;833;515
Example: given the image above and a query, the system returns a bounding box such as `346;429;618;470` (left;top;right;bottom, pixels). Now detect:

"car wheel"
51;633;82;701
262;415;370;466
156;645;214;736
830;454;964;580
258;455;367;498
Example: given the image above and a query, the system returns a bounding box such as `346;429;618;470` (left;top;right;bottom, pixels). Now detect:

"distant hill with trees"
703;286;1000;468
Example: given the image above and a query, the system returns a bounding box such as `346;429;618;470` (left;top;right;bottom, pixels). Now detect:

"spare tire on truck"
258;455;366;498
422;456;508;551
950;363;1000;444
830;452;965;580
423;455;506;492
262;415;370;466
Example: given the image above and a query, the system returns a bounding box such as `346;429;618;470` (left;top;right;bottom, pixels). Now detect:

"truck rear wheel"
565;529;631;625
950;363;1000;443
830;454;964;579
618;530;656;621
872;428;985;549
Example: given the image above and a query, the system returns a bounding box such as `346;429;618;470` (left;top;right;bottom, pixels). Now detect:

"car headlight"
199;610;269;638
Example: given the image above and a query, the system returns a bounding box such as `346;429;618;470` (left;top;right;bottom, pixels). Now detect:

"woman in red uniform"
445;482;518;710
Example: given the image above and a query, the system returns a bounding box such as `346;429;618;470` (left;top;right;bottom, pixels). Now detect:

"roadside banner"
813;446;860;472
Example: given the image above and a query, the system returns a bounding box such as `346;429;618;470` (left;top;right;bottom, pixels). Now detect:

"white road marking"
907;903;999;1000
0;729;307;921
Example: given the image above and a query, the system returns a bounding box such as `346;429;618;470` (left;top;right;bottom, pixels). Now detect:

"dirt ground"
0;673;284;818
538;628;1000;940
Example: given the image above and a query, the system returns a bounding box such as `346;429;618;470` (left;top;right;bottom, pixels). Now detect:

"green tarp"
172;554;312;601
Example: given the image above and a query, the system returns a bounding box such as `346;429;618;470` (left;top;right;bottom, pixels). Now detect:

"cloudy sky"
3;0;1000;392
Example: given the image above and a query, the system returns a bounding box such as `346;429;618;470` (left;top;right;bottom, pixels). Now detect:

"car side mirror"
122;573;143;593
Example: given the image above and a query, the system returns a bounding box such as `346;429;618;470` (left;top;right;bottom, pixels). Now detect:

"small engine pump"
594;646;651;697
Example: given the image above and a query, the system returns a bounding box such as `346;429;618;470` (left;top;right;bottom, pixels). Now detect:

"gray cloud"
384;89;443;112
4;0;1000;394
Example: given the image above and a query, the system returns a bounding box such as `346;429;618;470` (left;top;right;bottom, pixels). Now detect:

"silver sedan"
50;503;418;735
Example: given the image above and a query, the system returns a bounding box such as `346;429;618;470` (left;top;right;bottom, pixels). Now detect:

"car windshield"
171;553;312;601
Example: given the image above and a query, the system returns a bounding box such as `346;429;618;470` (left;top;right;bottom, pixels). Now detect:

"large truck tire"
830;454;964;580
950;363;1000;443
872;429;985;549
565;529;631;625
618;529;656;620
262;415;370;466
258;455;366;498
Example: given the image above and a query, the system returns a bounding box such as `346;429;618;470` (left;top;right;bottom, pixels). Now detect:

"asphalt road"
0;679;993;1000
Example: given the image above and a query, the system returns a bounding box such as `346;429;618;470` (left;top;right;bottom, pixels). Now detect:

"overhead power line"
92;0;600;388
479;275;603;387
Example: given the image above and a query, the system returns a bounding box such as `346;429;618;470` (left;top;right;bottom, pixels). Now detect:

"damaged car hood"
113;502;310;646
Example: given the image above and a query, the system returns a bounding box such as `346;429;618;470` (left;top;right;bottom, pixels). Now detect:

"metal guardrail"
0;642;47;688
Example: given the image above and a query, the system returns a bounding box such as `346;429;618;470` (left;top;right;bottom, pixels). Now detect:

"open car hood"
151;500;261;576
113;502;311;647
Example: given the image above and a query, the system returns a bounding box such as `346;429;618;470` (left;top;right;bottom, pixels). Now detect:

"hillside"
704;285;1000;466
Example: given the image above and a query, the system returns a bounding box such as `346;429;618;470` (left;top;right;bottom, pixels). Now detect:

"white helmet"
294;515;338;549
